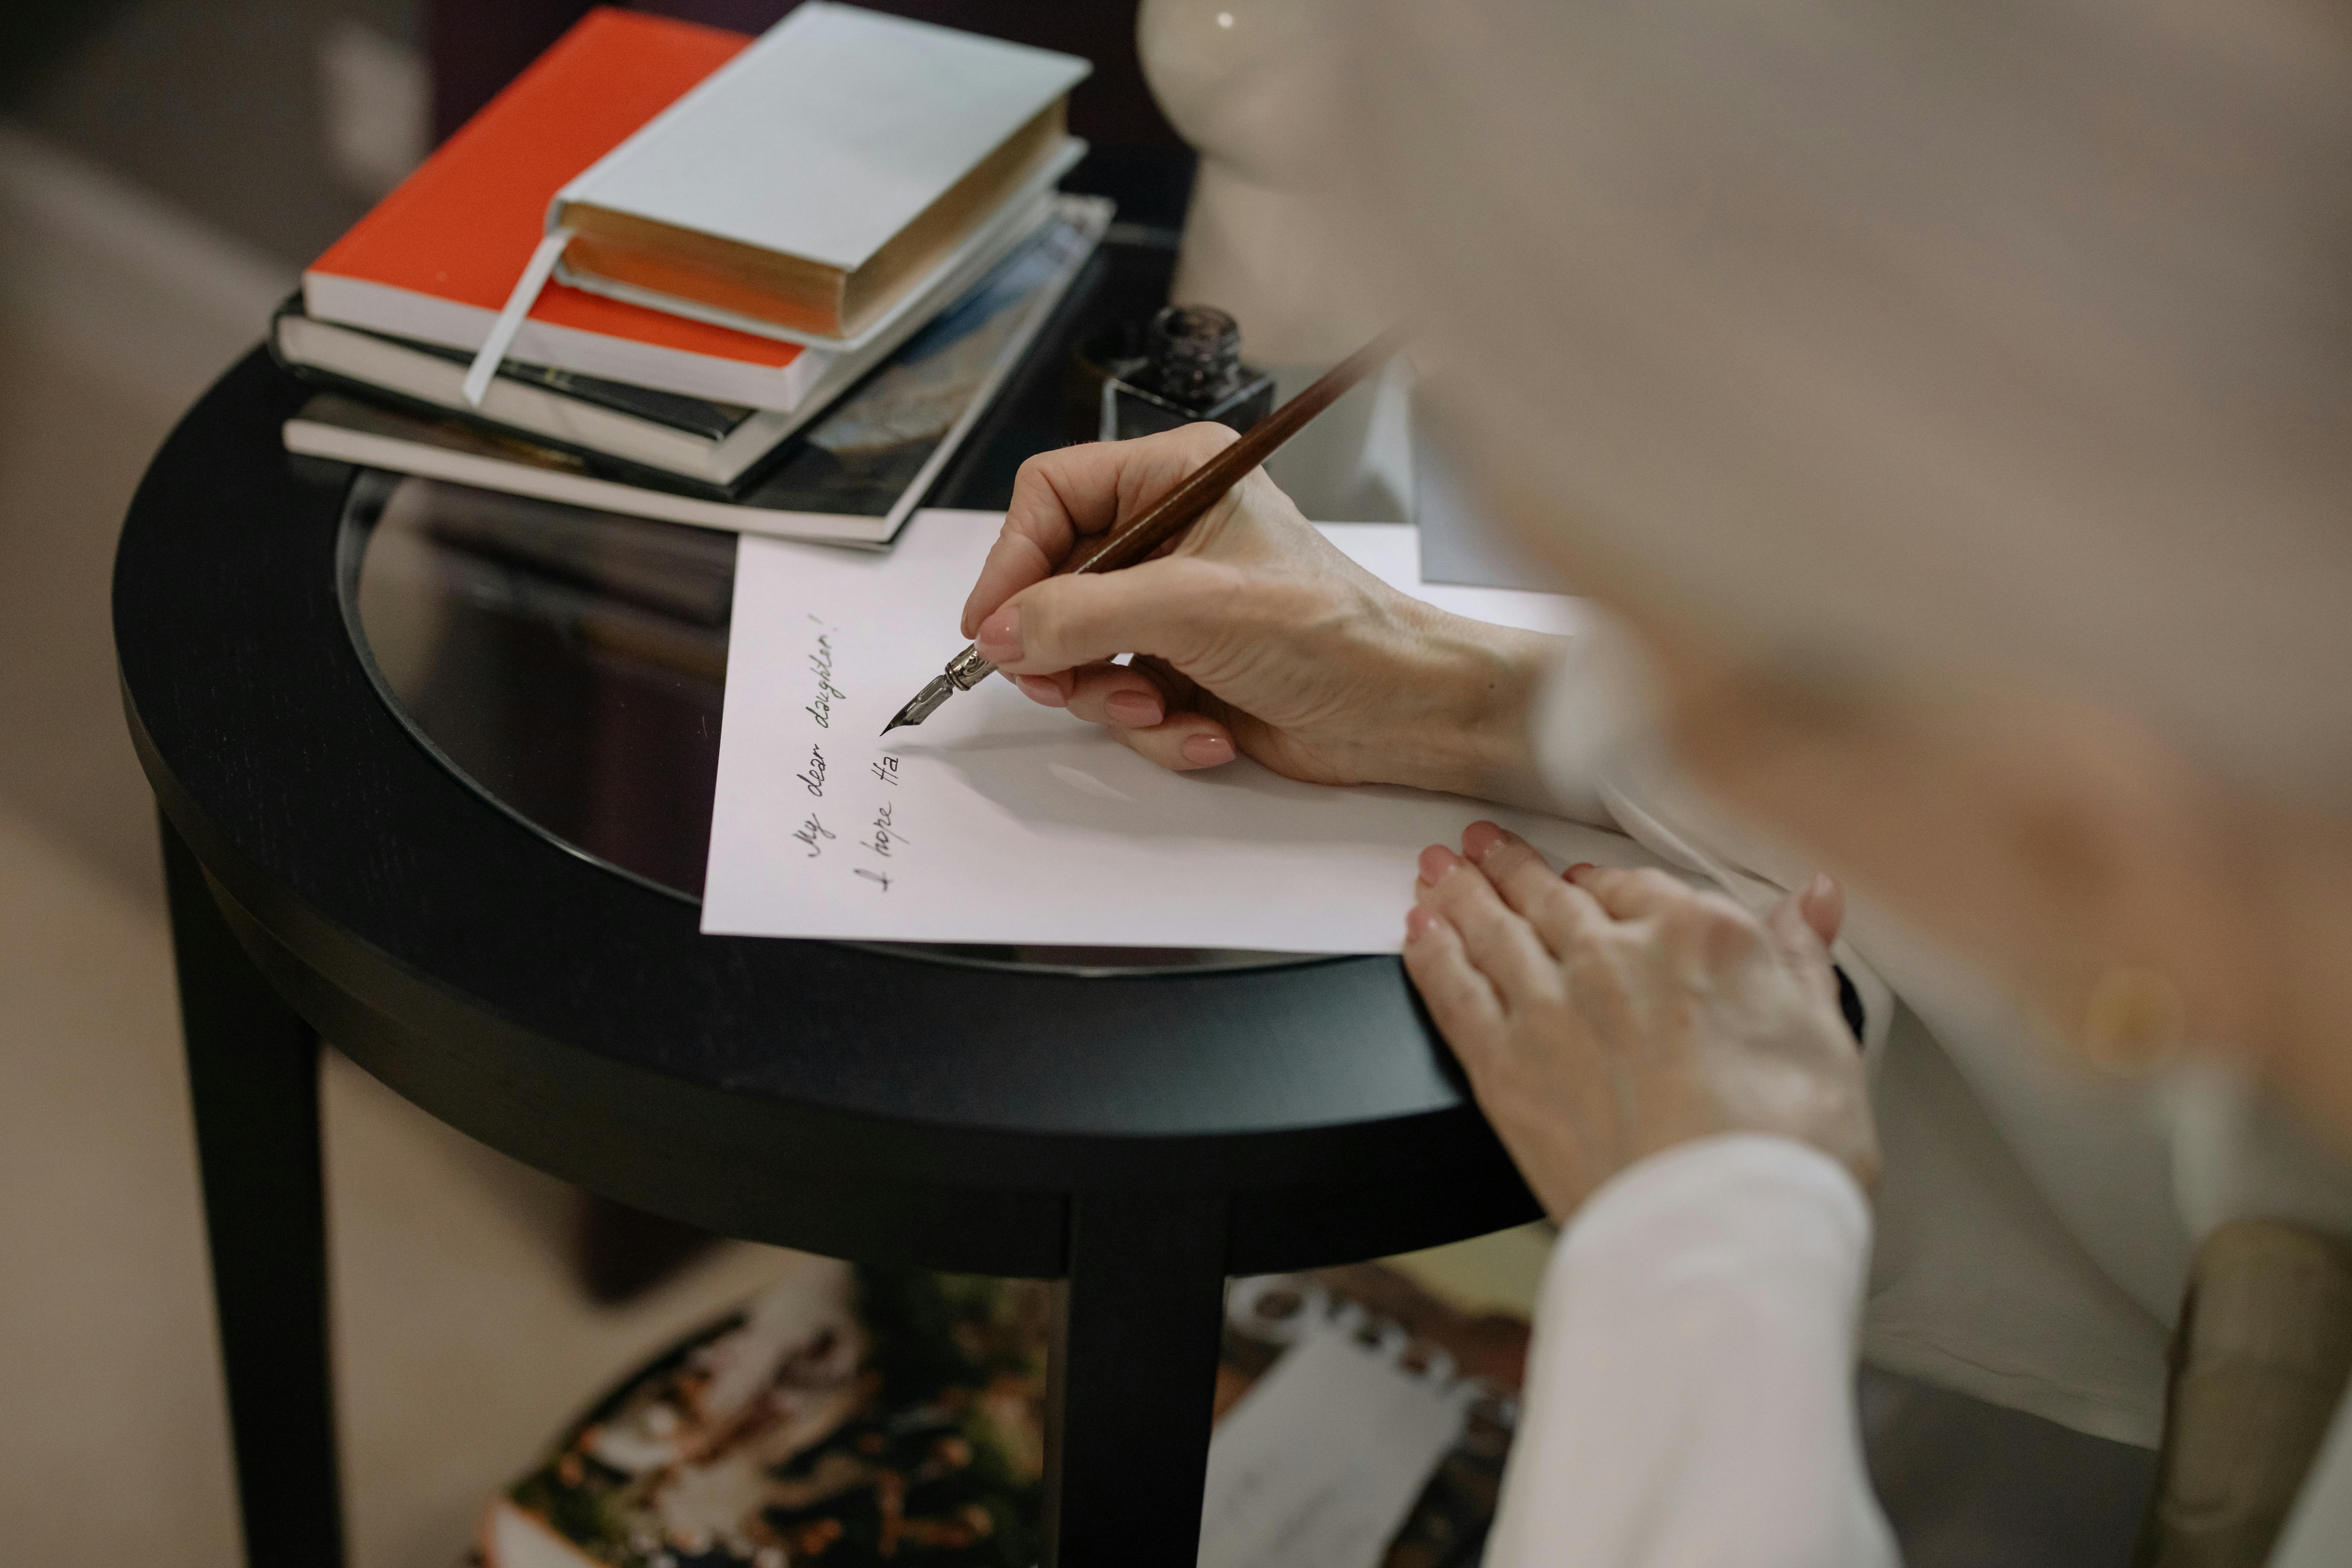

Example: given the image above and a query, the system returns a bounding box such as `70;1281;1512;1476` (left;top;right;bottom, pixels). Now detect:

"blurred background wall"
2;0;412;898
0;6;1198;1566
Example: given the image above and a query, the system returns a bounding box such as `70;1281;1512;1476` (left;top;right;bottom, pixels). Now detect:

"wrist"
1363;592;1562;808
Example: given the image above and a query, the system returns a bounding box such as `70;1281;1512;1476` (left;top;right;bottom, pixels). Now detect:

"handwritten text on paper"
786;618;900;893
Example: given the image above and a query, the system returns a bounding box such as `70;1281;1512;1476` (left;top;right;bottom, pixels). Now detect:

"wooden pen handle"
1061;322;1414;579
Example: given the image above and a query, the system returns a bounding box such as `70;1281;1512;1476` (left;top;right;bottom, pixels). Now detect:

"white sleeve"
1485;1134;1899;1568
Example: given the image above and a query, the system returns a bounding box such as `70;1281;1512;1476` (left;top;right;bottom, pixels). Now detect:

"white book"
285;200;1108;547
281;196;1066;487
551;3;1092;350
551;143;1083;354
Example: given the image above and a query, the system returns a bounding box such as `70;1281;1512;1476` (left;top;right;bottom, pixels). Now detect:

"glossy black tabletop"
113;234;1540;1279
339;470;1300;978
339;237;1310;975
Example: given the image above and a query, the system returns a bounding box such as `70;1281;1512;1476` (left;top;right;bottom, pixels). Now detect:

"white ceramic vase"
1137;0;1412;519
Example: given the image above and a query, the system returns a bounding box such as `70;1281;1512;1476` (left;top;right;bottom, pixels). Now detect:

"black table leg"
1043;1189;1230;1567
162;816;346;1568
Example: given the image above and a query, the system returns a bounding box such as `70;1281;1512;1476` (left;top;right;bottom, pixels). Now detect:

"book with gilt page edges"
300;9;833;410
549;3;1090;349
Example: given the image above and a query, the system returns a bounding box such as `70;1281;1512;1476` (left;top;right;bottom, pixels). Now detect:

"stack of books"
277;4;1110;547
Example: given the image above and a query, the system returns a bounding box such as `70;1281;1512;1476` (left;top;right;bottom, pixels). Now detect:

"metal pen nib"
881;644;996;734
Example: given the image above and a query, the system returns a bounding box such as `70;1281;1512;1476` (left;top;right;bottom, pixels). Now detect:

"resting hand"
1403;822;1878;1218
959;425;1561;805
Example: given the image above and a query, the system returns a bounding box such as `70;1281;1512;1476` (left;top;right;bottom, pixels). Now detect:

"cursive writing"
870;756;900;786
796;744;827;797
791;813;835;859
861;801;906;859
803;630;845;729
854;867;891;892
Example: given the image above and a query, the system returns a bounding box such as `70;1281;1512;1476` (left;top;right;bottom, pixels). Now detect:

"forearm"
1490;1134;1898;1568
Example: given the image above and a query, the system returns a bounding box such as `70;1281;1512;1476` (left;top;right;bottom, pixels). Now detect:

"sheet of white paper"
701;510;1668;951
1199;1306;1475;1568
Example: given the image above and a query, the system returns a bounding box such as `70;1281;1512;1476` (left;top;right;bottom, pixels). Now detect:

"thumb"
1766;872;1843;993
977;556;1237;676
1796;871;1843;947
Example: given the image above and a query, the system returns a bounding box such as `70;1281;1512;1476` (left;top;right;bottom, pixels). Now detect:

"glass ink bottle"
1091;305;1277;442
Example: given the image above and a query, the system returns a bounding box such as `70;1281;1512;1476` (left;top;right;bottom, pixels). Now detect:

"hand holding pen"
884;326;1411;735
913;347;1572;814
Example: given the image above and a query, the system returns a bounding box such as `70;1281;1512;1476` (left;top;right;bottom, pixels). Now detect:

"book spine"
272;345;745;501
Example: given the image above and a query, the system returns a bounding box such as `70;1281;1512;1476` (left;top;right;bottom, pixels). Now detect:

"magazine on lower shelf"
472;1259;1528;1568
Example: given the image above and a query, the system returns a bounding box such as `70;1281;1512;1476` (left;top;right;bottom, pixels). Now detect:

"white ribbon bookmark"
461;227;573;408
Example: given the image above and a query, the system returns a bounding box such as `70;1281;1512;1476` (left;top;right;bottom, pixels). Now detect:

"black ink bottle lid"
1082;303;1277;443
1142;305;1246;409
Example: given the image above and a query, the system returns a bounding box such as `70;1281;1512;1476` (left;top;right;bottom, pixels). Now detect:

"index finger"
959;425;1239;637
1461;822;1608;957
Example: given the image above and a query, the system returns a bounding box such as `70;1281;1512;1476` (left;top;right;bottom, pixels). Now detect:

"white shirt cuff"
1559;1131;1873;1276
1487;1134;1895;1568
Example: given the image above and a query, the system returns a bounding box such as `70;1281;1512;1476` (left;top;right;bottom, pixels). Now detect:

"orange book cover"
303;8;816;395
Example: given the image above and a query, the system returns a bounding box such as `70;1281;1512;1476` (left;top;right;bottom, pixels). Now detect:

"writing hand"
1404;822;1878;1218
960;424;1563;806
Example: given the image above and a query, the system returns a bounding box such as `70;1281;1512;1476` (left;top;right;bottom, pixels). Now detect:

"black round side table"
113;240;1538;1568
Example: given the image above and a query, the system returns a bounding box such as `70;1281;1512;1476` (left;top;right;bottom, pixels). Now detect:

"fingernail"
1809;871;1837;901
1181;733;1234;766
1016;674;1066;708
1564;862;1595;882
1419;844;1460;882
976;606;1023;661
1461;821;1506;863
1405;906;1441;941
1106;690;1163;726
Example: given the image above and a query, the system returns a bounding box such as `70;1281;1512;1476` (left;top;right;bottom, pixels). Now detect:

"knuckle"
1580;865;1641;901
1011;449;1056;489
1173;421;1241;459
1440;883;1509;938
1403;942;1485;1009
1512;866;1578;922
1416;951;1478;1002
1005;456;1049;504
1009;451;1084;517
1564;934;1629;988
1552;917;1608;968
1111;725;1182;773
1009;586;1067;660
1041;578;1149;664
1118;559;1232;665
1655;899;1707;937
1665;894;1762;956
983;535;1039;585
1428;869;1483;916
